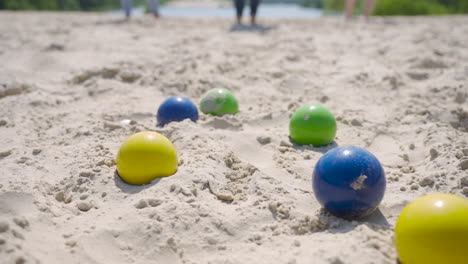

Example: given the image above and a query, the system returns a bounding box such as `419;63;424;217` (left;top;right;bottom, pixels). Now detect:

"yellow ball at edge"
395;193;468;264
116;131;177;185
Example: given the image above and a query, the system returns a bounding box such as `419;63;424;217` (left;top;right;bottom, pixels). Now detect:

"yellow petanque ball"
395;193;468;264
116;131;177;185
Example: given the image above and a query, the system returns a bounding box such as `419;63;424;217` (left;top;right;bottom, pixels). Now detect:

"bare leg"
364;0;375;18
345;0;356;19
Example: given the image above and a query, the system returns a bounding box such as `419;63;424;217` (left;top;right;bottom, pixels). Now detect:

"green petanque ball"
289;104;336;146
200;88;239;116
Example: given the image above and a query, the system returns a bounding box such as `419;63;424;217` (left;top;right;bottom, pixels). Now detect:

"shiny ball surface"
200;88;239;116
116;131;177;185
289;104;336;146
395;193;468;264
157;96;198;126
313;146;386;219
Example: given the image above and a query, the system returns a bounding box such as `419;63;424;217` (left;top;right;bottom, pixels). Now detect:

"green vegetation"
323;0;345;11
319;0;468;15
436;0;468;13
374;0;450;15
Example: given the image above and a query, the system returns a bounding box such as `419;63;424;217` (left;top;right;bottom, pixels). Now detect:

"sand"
0;9;467;264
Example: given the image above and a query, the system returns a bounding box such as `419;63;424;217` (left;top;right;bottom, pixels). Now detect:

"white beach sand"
0;10;467;264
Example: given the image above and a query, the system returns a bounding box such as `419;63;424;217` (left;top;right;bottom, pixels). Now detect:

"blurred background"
0;0;467;16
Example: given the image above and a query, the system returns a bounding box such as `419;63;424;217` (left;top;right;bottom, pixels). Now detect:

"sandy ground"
0;10;467;264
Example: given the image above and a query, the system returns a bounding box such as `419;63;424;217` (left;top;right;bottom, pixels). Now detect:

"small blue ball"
157;96;199;127
313;146;386;219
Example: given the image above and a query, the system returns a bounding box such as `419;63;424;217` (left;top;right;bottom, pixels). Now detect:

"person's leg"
234;0;244;24
363;0;375;18
148;0;160;18
345;0;356;18
122;0;132;18
250;0;260;25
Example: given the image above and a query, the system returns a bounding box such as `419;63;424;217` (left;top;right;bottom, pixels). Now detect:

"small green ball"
200;88;239;116
289;104;336;146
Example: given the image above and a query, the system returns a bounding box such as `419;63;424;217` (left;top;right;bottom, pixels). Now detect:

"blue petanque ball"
312;146;386;219
157;96;199;127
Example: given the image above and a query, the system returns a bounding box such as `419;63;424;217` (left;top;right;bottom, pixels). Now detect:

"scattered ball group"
114;86;467;263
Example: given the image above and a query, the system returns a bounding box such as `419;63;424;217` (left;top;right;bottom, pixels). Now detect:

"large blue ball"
157;96;199;127
313;146;386;219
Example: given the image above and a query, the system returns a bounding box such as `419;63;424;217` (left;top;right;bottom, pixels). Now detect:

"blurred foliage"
437;0;468;12
374;0;450;15
323;0;345;11
321;0;468;15
0;0;156;11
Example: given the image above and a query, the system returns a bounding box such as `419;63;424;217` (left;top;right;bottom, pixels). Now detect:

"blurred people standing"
122;0;132;18
122;0;160;19
346;0;375;19
234;0;261;25
148;0;160;18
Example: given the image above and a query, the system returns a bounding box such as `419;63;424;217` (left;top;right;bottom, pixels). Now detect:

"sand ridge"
0;11;467;264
